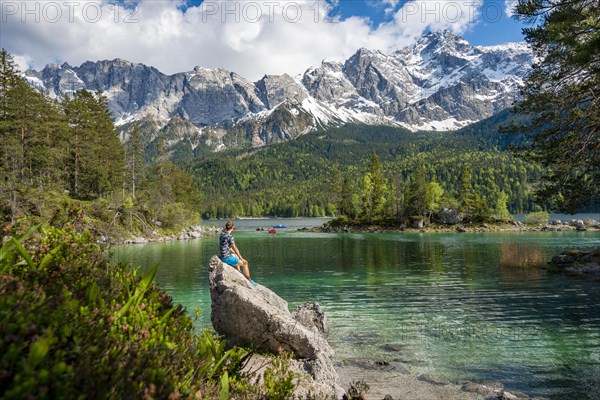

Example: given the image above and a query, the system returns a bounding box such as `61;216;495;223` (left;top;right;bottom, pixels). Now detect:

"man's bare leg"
237;260;251;279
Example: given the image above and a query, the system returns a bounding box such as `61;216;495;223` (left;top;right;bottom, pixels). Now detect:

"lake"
113;219;600;399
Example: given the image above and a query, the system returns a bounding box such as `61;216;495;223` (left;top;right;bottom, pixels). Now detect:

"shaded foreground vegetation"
0;225;302;399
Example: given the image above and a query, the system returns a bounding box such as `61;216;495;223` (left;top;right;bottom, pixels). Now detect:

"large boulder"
439;208;464;225
208;256;342;399
291;301;329;337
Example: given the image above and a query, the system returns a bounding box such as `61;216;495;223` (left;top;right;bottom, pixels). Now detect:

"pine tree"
339;172;354;218
361;150;386;222
426;181;444;222
407;162;428;219
0;49;19;116
459;165;476;217
512;0;600;212
0;49;67;223
330;164;342;216
63;90;124;199
124;124;145;200
494;191;512;221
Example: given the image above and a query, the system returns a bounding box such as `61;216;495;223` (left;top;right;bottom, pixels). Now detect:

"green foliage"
511;0;600;212
407;161;429;219
191;122;543;219
0;221;305;399
263;352;299;400
494;191;512;221
524;211;550;225
0;225;263;399
63;89;124;199
360;151;387;222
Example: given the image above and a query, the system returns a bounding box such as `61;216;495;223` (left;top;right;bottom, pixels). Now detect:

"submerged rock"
208;256;342;399
417;374;451;386
550;253;578;264
548;250;600;278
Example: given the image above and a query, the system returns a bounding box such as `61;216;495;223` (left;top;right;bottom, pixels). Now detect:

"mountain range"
25;30;532;150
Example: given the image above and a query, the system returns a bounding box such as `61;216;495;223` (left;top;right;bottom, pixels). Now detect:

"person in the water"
219;220;257;286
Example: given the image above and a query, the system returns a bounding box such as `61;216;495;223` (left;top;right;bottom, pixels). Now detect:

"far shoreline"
309;220;600;235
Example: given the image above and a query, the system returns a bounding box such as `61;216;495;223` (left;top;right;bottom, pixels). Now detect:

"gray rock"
291;301;329;337
255;74;307;108
460;381;496;397
500;390;532;400
412;219;425;229
208;256;341;399
439;208;464;225
187;230;202;239
550;254;578;264
573;220;586;230
125;236;148;244
382;343;405;352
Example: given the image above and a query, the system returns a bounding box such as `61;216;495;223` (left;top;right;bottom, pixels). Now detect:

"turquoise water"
113;225;600;399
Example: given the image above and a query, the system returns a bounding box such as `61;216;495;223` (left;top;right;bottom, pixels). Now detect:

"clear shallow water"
113;223;600;399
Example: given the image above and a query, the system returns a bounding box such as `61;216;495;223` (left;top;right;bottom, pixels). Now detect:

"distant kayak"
268;229;277;234
273;225;287;229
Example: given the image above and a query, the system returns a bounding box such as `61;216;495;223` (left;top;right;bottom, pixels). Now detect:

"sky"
0;0;527;80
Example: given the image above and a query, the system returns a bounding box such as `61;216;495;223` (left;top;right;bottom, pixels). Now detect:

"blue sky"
1;0;528;79
177;0;526;44
334;0;525;44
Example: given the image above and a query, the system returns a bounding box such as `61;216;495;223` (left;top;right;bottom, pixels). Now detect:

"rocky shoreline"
114;224;220;245
317;218;600;235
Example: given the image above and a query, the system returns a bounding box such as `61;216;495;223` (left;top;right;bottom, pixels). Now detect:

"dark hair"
225;220;234;231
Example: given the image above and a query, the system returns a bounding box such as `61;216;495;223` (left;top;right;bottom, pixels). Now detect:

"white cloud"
504;0;518;17
12;53;34;72
1;0;484;80
372;0;402;15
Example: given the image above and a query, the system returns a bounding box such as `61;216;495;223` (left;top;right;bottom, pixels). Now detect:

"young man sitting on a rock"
219;220;257;286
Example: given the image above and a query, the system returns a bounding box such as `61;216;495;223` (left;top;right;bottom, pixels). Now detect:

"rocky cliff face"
25;30;533;149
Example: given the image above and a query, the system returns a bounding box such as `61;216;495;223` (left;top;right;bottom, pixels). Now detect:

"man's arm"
231;242;245;261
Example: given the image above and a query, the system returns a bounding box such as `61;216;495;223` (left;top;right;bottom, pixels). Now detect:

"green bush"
158;202;200;232
0;225;254;399
523;211;550;225
263;352;298;400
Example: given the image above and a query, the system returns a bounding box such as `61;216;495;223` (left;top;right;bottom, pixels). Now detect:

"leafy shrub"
263;352;299;400
158;202;200;231
0;225;252;399
524;211;550;225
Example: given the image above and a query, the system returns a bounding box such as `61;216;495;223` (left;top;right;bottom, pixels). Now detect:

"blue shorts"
220;255;239;267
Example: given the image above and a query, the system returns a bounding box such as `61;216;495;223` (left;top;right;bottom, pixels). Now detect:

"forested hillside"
190;120;543;220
